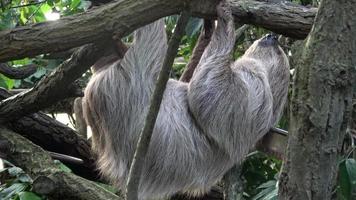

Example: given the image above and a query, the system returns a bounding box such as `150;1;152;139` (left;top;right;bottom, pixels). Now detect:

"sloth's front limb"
187;2;250;159
120;19;168;83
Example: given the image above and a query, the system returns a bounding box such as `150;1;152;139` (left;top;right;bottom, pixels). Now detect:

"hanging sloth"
82;2;289;200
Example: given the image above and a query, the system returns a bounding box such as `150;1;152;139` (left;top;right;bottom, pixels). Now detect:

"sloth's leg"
188;3;250;159
120;19;168;83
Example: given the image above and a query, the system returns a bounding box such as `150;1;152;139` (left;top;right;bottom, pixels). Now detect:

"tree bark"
0;42;113;123
0;127;122;200
0;0;317;62
0;63;37;79
279;0;356;199
0;88;98;181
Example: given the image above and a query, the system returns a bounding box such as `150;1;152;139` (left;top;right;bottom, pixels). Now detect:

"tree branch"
0;127;122;200
0;63;37;79
0;88;98;181
126;11;190;200
0;0;317;62
179;19;214;82
0;41;114;123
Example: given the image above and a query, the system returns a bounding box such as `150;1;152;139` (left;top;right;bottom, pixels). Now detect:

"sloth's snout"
266;33;277;42
259;33;278;46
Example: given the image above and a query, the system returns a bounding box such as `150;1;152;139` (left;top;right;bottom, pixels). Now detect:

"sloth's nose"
260;33;278;46
265;33;278;41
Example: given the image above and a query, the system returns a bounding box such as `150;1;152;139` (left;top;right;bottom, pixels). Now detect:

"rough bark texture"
0;88;98;180
222;165;244;200
0;42;113;123
279;0;356;199
0;0;316;62
0;127;121;200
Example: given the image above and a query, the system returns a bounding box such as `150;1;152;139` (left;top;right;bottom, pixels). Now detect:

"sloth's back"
137;79;234;198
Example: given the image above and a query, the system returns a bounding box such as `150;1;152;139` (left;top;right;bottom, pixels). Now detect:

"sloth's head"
243;34;289;72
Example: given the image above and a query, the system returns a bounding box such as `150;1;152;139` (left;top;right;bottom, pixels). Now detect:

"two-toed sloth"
82;3;289;200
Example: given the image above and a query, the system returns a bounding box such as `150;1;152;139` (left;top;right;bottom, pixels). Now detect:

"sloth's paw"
217;0;233;22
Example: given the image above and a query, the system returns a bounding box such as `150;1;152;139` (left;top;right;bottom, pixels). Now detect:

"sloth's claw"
217;0;233;22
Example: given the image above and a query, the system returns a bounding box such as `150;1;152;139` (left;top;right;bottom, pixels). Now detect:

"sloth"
82;3;289;200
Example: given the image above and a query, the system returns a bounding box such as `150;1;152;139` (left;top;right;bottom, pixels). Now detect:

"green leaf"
41;3;52;13
18;192;42;200
19;8;27;25
345;159;356;198
47;0;54;7
257;180;276;189
70;0;81;9
261;188;278;200
17;174;33;183
8;167;24;176
0;76;8;89
345;159;356;184
0;183;28;200
338;159;351;200
253;186;275;200
78;0;91;10
12;58;31;66
32;67;46;79
0;74;14;89
95;182;118;194
54;160;72;173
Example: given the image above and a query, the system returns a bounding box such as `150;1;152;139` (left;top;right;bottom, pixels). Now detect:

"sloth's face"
243;34;288;70
258;34;279;47
241;34;289;74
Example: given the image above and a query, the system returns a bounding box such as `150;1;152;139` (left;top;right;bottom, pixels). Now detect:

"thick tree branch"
0;88;98;181
0;63;37;79
0;0;316;62
0;42;114;123
0;127;122;200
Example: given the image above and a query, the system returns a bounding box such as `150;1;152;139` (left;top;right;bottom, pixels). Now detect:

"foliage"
252;178;278;200
0;160;43;200
0;0;90;89
337;158;356;200
241;152;281;199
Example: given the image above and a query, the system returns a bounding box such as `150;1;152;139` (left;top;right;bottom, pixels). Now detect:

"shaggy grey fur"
82;4;289;200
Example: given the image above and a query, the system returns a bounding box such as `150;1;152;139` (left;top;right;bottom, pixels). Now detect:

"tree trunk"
279;0;356;199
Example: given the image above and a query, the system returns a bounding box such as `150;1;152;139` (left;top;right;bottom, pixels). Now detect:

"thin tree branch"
125;11;190;200
180;19;214;82
10;0;47;9
0;63;37;79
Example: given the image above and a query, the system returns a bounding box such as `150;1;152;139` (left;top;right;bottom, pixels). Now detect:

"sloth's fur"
82;5;289;200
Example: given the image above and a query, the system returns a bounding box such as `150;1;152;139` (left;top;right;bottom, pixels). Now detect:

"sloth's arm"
188;5;250;158
120;19;168;80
